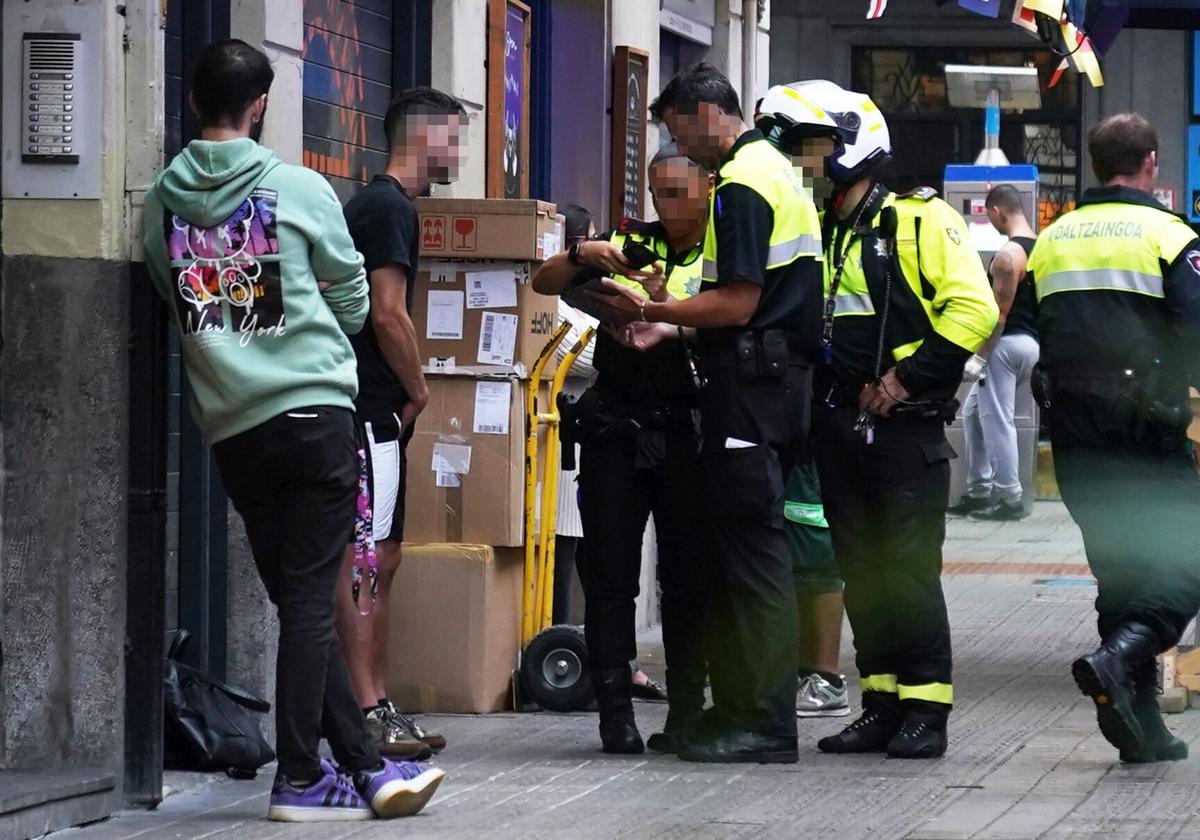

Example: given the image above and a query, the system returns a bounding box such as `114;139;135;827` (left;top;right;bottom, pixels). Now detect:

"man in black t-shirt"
337;87;467;759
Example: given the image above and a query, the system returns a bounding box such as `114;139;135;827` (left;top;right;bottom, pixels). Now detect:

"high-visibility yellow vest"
824;191;997;361
1028;193;1196;373
701;136;822;285
606;228;701;300
1029;201;1193;303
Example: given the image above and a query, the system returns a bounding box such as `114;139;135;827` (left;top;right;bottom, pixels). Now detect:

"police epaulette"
899;186;938;201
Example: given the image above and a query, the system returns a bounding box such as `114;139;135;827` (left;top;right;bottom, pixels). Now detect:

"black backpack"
163;630;276;778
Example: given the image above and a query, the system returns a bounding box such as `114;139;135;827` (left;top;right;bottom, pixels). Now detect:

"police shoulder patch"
946;226;962;246
1187;250;1200;275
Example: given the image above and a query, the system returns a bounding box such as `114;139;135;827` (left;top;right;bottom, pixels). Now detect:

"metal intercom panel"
2;0;103;199
22;33;79;164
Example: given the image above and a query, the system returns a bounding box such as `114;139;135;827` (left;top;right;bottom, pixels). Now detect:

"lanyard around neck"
820;183;889;365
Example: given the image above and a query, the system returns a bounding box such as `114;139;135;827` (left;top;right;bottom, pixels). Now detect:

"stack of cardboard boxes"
385;199;564;713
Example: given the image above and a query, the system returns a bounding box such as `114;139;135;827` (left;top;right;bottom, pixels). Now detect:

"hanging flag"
1012;0;1041;35
958;0;1002;17
1062;20;1105;87
866;0;889;18
1023;0;1064;16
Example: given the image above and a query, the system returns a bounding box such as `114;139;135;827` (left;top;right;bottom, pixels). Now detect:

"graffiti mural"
301;0;392;200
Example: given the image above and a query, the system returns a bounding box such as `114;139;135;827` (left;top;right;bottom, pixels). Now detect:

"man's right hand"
399;381;429;433
581;240;634;276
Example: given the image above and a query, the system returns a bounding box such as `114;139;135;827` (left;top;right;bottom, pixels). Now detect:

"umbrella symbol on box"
452;216;477;252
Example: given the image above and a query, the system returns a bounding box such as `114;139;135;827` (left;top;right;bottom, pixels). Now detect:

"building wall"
0;0;136;776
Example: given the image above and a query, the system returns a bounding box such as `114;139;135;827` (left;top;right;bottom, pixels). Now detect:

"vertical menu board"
611;47;650;225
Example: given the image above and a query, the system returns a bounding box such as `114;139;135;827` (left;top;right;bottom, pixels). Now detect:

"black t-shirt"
1000;235;1038;340
342;175;418;424
702;136;823;358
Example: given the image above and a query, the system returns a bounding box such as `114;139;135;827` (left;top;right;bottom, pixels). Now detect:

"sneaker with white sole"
353;758;446;818
797;673;851;718
267;759;373;822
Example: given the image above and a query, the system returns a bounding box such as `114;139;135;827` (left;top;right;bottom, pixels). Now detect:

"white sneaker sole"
797;706;852;718
371;768;447;818
267;804;374;822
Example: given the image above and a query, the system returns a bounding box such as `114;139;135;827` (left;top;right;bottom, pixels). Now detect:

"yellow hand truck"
514;320;597;712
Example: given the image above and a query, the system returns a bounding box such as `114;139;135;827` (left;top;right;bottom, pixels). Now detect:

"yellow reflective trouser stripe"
834;291;875;315
766;234;821;267
898;682;954;704
860;674;898;694
1037;268;1164;300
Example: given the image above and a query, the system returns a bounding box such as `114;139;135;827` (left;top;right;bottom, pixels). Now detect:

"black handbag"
163;629;276;778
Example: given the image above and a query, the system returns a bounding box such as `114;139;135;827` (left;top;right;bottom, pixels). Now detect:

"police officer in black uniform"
1029;113;1200;763
602;63;823;764
532;145;713;756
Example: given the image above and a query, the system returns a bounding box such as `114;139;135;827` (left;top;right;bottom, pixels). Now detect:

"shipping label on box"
412;259;558;375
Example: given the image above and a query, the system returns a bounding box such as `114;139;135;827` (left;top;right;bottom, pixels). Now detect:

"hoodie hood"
154;138;282;228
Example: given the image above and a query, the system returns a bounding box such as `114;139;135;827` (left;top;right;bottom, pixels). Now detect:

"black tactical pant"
698;360;811;739
1050;392;1200;649
577;417;713;702
812;401;955;705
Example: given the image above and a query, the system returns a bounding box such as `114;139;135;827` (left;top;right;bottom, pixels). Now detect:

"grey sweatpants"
962;332;1040;503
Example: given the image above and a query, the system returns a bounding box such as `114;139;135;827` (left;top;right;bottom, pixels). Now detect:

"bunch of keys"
854;410;876;445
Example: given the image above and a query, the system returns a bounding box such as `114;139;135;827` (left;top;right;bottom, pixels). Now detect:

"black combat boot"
647;670;706;755
1072;622;1160;758
1120;657;1187;763
593;667;644;755
817;691;902;754
886;699;949;759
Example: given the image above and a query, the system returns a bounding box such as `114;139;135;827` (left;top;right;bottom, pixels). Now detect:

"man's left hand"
587;279;655;322
859;368;910;418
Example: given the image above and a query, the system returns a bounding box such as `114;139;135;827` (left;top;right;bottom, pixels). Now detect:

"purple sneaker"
353;758;446;818
267;759;373;822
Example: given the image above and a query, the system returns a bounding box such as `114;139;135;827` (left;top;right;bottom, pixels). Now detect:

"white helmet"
755;80;891;185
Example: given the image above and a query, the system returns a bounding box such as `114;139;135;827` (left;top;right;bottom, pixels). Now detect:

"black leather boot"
593;667;644;755
647;670;706;755
1120;657;1187;763
817;691;902;754
887;699;949;759
1072;622;1160;758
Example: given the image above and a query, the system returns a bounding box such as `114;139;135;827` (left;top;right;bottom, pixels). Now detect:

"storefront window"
852;47;1082;226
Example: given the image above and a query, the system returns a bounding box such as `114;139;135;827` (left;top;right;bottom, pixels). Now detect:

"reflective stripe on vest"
833;290;875;315
1037;267;1165;300
767;234;823;267
701;137;823;285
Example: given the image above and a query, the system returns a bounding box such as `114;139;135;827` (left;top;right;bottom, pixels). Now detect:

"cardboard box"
412;260;559;376
405;373;550;547
385;544;522;713
415;198;563;262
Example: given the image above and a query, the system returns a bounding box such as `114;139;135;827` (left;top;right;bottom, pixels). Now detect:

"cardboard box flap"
416;198;556;218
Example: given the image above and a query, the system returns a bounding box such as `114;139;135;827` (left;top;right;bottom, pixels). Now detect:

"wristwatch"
568;240;586;266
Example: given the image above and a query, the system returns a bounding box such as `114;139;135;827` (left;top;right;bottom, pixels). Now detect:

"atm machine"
941;65;1042;514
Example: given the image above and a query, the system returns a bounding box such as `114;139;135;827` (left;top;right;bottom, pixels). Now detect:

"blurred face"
649;156;711;233
407;113;468;186
794;136;836;205
662;104;723;170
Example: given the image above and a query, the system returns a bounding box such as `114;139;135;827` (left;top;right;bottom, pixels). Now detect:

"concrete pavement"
55;502;1200;839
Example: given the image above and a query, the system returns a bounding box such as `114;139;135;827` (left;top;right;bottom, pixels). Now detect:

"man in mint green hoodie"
143;39;444;822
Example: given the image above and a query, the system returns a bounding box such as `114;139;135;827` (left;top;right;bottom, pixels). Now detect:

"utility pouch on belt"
734;329;788;381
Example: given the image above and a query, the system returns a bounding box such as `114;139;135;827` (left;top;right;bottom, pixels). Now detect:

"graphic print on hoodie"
165;187;285;347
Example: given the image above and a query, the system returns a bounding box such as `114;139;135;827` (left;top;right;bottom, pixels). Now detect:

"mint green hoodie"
143;139;368;443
